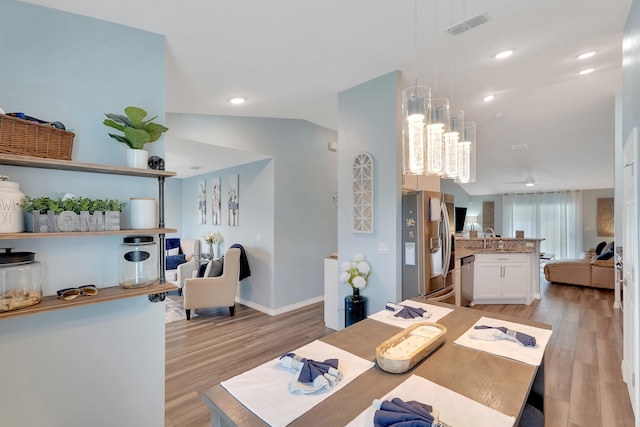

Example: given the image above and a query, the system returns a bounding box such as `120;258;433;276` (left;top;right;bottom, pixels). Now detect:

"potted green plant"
19;196;127;232
103;106;169;168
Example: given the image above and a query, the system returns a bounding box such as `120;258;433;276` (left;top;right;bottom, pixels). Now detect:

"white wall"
0;1;166;425
179;159;275;310
166;114;338;312
337;71;402;329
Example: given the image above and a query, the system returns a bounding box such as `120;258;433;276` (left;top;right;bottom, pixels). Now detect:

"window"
503;191;583;259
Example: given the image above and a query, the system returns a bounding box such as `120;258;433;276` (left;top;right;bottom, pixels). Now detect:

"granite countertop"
456;237;545;241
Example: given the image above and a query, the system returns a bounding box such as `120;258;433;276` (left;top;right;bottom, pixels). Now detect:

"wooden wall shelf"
0;282;178;320
0;153;176;178
0;153;179;320
0;228;178;240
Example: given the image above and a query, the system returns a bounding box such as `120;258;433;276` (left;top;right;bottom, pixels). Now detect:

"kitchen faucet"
483;228;496;248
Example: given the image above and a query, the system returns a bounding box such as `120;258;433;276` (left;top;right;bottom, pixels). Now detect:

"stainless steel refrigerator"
402;191;455;300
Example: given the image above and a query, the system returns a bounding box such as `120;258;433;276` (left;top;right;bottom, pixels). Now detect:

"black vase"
345;288;367;327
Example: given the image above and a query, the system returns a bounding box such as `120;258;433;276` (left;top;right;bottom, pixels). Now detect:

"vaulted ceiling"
25;0;631;194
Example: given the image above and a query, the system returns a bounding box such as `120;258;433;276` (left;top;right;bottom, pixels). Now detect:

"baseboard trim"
235;295;324;316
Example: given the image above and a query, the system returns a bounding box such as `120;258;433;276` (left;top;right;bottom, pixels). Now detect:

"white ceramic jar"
0;176;24;233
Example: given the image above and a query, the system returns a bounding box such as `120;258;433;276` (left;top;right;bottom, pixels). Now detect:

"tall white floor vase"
126;148;149;169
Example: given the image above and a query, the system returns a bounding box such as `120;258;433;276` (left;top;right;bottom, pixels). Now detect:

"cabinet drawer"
475;253;529;263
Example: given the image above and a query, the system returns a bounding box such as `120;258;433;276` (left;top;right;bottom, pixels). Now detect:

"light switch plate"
379;242;389;254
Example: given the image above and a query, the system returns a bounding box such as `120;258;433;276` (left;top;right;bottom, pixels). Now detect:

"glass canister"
119;235;158;288
0;249;42;311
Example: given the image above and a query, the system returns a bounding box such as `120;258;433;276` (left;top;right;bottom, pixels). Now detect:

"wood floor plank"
569;360;602;426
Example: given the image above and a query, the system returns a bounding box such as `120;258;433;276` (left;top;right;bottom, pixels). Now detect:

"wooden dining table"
201;301;551;426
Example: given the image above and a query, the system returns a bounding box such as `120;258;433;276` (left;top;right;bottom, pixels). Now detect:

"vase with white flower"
203;231;223;259
340;253;371;327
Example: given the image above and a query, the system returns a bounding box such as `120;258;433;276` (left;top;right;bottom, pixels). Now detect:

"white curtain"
502;191;583;259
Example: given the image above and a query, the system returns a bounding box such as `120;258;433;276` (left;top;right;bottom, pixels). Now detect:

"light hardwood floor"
165;278;635;427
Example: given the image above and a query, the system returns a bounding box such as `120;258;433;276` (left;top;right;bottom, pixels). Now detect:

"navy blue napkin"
393;305;427;319
374;398;443;427
280;352;339;383
474;325;537;347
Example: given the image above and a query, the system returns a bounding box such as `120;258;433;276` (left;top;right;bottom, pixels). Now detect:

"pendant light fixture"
402;86;431;175
444;109;463;177
443;0;461;179
426;0;449;176
457;121;476;183
402;0;431;175
426;97;449;175
455;0;476;184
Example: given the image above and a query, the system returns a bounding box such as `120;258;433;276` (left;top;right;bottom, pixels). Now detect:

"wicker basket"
0;114;74;160
376;322;447;373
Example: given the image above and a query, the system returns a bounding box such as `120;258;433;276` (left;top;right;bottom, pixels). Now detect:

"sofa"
543;242;615;290
165;238;200;294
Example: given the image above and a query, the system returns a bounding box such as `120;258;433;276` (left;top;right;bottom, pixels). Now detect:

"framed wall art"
228;174;239;226
212;177;221;226
597;197;614;237
198;180;206;224
352;152;374;233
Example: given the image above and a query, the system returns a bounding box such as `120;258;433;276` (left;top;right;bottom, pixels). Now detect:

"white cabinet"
324;257;339;330
473;253;532;305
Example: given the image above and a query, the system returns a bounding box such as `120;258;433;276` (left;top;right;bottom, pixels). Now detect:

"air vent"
511;144;529;151
445;13;489;36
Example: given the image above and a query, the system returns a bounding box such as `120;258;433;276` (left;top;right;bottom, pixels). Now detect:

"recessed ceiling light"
483;94;495;102
494;50;513;59
230;97;245;104
579;68;595;75
578;51;596;60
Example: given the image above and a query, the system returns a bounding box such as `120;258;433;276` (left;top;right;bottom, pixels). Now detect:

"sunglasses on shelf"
57;285;99;301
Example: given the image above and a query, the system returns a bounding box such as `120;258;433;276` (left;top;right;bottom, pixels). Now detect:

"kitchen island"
456;237;545;305
201;301;550;426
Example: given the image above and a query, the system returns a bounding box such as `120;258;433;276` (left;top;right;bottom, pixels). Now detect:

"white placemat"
454;316;553;366
346;374;515;427
220;339;374;427
367;299;454;328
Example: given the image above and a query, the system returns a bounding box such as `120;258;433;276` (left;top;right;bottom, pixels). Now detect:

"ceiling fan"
504;171;552;187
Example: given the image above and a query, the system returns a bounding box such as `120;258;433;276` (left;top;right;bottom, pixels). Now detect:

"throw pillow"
207;256;224;277
596;250;614;261
203;260;214;277
166;247;180;256
197;262;209;278
602;241;614;254
594;241;607;255
166;254;186;270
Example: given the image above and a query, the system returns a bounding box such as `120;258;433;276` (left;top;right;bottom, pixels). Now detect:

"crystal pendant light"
457;121;476;183
444;109;463;178
426;98;449;175
402;86;431;175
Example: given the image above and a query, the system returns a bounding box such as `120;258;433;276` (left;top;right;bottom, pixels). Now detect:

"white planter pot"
126;148;149;169
130;198;157;229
